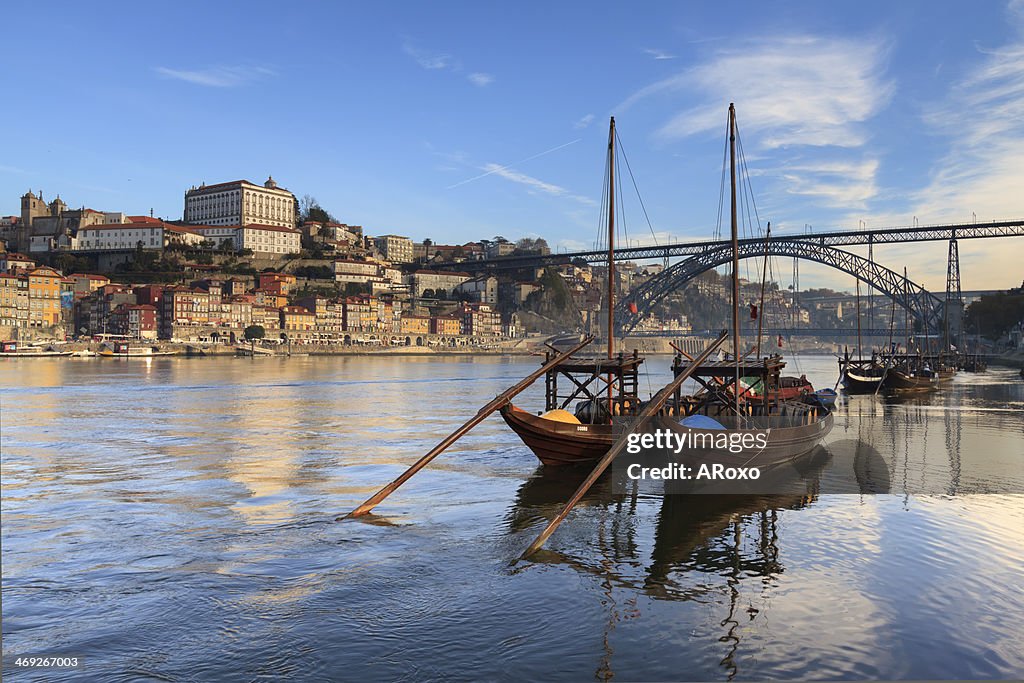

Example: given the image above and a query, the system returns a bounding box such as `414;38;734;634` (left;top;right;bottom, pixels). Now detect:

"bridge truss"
615;240;947;337
436;220;1024;272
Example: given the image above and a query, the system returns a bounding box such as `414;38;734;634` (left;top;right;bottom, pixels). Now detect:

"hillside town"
0;177;664;347
3;177;1022;353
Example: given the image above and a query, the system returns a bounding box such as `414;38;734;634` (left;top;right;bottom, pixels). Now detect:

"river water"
2;355;1023;681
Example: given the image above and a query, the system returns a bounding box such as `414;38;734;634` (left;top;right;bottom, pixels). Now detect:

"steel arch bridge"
615;240;946;337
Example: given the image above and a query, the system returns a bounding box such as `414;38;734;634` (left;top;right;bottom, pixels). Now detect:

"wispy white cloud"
403;39;494;88
573;113;596;129
402;42;454;70
912;42;1024;222
643;48;676;60
154;65;274;87
482;164;596;206
882;4;1024;290
615;35;894;215
619;36;894;149
446;139;581;189
780;159;880;209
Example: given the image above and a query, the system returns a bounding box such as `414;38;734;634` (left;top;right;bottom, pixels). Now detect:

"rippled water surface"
2;355;1023;681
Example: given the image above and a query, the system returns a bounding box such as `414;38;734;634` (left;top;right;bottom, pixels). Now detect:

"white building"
236;224;301;255
75;222;205;250
373;234;414;263
183;177;297;229
333;258;403;291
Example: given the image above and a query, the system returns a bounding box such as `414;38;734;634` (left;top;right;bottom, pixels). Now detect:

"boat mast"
729;104;741;417
607;116;616;360
755;222;770;358
856;277;863;359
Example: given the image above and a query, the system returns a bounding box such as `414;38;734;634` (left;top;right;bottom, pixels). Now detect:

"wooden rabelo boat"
500;350;646;466
839;353;887;393
879;353;939;393
663;104;832;470
503;107;833;470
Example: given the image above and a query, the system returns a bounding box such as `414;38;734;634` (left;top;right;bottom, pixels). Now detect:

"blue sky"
2;0;1023;290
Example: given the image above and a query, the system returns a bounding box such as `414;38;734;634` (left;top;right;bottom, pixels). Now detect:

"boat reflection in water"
508;440;891;680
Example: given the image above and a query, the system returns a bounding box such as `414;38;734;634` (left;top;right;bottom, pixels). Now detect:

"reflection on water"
1;356;1023;681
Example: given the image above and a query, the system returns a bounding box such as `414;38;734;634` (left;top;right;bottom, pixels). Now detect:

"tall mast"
607;116;616;360
856;277;863;358
729;104;741;417
904;266;910;353
755;222;770;358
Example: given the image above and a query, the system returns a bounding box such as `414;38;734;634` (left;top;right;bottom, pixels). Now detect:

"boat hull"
841;369;885;393
663;413;834;470
883;369;937;392
500;405;615;466
501;404;834;470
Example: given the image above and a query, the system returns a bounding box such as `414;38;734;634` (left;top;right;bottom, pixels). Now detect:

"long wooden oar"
521;330;729;558
339;335;595;520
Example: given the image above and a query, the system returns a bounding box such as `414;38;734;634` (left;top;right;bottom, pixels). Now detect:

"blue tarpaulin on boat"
679;414;727;430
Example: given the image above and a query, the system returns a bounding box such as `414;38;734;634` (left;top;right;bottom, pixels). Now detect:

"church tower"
19;190;49;251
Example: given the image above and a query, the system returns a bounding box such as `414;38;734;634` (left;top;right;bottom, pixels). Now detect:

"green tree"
244;324;266;355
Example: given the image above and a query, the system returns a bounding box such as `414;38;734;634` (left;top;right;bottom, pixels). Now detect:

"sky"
2;0;1023;291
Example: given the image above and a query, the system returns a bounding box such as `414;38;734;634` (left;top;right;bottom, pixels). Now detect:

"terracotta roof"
70;273;110;281
28;267;62;276
127;215;161;224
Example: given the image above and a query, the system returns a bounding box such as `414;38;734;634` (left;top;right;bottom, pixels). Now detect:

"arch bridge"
615;240;948;337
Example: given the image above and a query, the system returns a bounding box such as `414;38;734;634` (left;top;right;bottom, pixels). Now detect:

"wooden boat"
839;355;887;393
662;356;834;469
659;104;833;470
504;107;832;470
882;367;938;392
500;351;646;466
843;367;886;392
